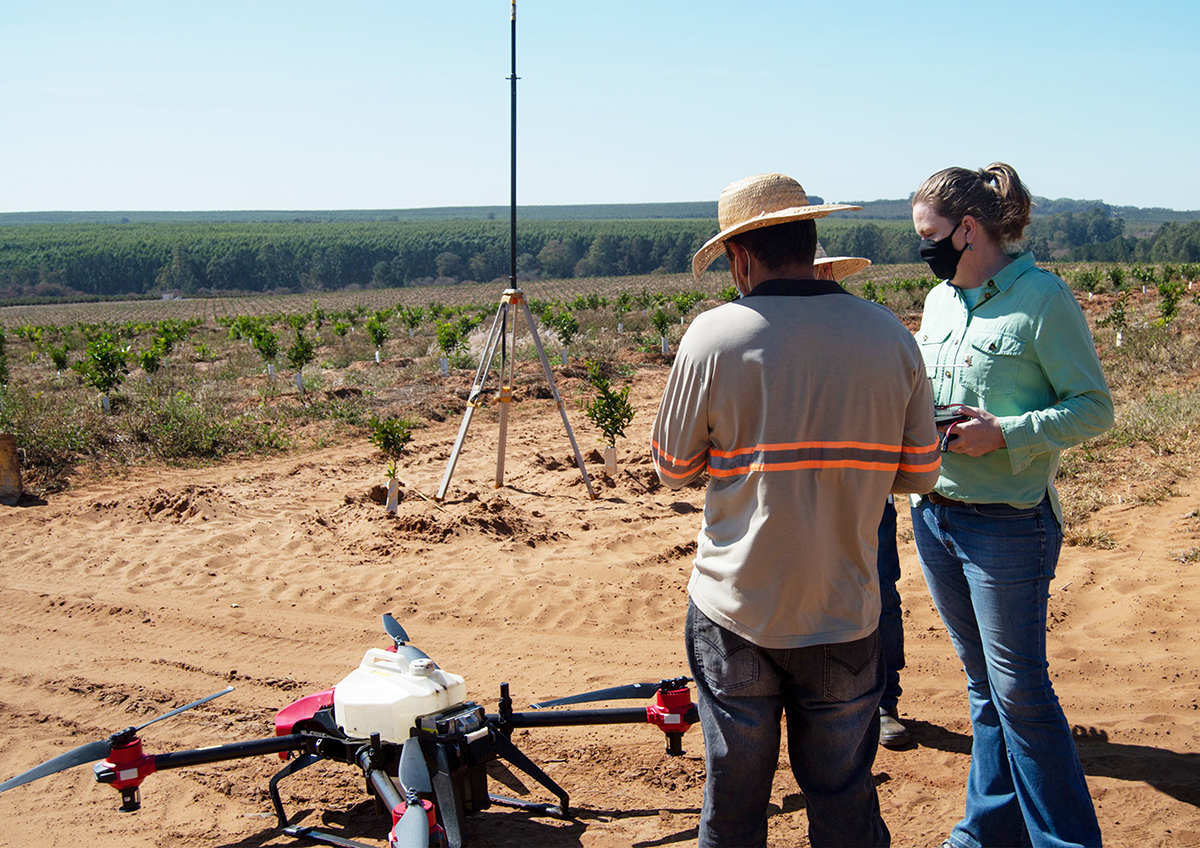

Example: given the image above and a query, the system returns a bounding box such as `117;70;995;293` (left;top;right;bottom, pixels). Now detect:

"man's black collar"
742;278;849;298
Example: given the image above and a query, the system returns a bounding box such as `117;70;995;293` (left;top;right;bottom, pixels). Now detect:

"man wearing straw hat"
652;172;940;847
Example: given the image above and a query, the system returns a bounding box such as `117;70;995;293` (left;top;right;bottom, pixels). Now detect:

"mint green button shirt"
913;251;1114;524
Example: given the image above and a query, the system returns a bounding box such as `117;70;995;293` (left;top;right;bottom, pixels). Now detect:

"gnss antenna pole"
509;0;518;288
435;2;596;502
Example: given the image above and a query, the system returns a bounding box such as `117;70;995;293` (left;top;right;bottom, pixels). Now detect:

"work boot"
879;706;914;749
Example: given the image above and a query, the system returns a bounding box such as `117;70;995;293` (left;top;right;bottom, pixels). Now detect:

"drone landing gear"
270;752;321;827
281;825;376;848
425;722;571;848
272;753;379;848
487;730;569;816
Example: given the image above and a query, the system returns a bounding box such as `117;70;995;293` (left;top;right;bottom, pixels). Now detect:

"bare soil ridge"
0;368;1197;847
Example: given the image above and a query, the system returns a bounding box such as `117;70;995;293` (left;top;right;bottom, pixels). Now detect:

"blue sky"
3;0;1197;212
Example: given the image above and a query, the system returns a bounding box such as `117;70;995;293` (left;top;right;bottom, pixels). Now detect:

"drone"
0;614;699;848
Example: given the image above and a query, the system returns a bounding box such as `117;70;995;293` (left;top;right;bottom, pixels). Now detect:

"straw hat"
814;243;871;281
692;173;861;281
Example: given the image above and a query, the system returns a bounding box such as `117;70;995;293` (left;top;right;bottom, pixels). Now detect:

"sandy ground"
0;366;1197;847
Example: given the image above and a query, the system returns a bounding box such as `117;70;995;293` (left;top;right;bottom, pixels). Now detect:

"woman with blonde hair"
910;162;1112;848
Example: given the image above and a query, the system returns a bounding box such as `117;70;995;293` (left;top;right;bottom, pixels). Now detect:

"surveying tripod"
434;287;596;501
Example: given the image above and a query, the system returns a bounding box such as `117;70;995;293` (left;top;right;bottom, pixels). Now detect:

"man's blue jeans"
686;602;890;847
876;497;904;714
911;496;1101;848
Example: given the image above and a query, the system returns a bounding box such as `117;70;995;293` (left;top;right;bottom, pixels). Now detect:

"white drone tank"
333;648;467;743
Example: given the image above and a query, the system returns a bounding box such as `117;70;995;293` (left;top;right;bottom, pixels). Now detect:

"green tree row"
4;214;1197;304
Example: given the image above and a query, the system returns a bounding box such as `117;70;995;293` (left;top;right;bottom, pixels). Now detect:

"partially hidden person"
652;172;941;848
909;162;1113;848
814;253;913;751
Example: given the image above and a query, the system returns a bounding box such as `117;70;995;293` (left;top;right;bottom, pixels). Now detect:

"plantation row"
6;206;1200;306
0;261;1197;502
2;261;1196;400
0;217;957;303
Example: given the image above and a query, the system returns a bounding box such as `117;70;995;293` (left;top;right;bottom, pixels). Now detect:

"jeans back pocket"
822;630;881;703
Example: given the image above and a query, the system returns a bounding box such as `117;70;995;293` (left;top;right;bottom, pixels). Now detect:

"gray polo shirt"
651;280;940;649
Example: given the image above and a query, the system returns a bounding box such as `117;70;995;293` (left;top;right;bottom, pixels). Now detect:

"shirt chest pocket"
961;331;1034;393
917;327;953;381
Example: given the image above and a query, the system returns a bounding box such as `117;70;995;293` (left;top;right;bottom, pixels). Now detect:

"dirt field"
0;361;1198;847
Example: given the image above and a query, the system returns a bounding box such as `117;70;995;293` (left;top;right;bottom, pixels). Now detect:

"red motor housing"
274;688;334;759
97;736;157;811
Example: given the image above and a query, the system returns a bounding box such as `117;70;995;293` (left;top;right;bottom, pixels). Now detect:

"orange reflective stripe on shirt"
650;438;707;480
706;439;940;479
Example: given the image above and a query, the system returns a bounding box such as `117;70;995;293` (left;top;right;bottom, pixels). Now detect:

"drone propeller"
381;613;434;666
0;686;234;794
529;677;690;709
398;735;432;795
382;613;410;644
390;737;432;848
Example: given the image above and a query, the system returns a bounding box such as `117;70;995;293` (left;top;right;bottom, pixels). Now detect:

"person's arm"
650;342;711;489
893;344;941;493
998;285;1114;473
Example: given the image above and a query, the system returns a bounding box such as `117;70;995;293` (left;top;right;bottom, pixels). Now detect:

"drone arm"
499;707;649;728
141;733;311;771
93;733;312;811
356;742;436;848
496;684;700;754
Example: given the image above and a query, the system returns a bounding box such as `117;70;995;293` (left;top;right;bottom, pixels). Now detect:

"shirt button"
988;343;997;351
944;369;952;377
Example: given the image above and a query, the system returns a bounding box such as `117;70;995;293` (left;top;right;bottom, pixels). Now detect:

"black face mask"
919;220;964;281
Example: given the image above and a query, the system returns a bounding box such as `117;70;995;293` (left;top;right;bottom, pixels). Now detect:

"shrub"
1073;268;1102;293
1131;265;1157;285
44;343;70;373
651;307;672;337
1098;290;1129;330
583;359;634;447
0;383;96;487
671;290;705;318
125;390;288;460
0;328;8;385
286;330;316;373
72;332;130;395
398;305;424;333
1157;281;1186;323
227;315;266;341
368;415;414;477
435;320;462;357
137;342;164;377
366;313;390;349
550;310;580;347
250;327;279;364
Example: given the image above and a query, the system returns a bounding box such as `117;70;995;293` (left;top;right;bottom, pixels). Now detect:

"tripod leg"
518;297;597;499
495;305;513;487
436;301;507;501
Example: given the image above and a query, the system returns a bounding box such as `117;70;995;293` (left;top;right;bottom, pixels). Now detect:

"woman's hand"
941;405;1007;456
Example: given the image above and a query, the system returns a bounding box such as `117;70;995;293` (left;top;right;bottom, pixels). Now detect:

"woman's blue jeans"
911;496;1101;848
686;601;890;847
